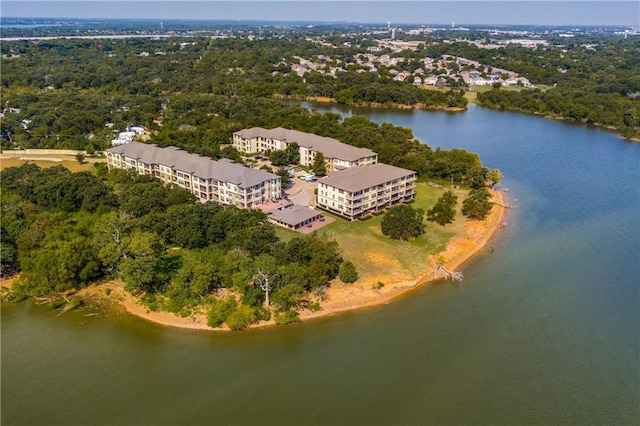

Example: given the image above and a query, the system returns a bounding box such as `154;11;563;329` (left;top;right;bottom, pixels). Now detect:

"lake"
2;103;639;425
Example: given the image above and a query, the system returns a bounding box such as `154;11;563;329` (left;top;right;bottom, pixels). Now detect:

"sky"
1;1;639;26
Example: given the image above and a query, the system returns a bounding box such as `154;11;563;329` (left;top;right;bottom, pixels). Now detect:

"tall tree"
311;151;327;176
381;204;425;241
427;190;458;225
462;187;493;220
119;230;166;293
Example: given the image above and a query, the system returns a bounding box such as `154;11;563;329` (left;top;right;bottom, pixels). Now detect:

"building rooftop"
108;142;278;188
318;163;415;193
267;205;322;227
234;127;376;162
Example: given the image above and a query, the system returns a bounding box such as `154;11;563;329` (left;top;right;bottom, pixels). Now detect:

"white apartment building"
232;127;378;173
317;163;417;221
106;142;281;209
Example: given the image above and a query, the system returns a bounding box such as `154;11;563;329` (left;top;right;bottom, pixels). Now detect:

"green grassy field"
279;182;468;282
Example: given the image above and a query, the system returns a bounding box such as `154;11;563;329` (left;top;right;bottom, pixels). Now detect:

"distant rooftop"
108;142;278;188
234;127;376;161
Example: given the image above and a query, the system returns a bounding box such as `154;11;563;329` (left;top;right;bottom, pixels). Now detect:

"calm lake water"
2;104;639;425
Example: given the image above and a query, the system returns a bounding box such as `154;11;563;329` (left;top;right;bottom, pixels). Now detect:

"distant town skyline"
2;1;638;26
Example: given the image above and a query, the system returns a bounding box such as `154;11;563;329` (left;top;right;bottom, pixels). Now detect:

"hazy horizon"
2;1;639;27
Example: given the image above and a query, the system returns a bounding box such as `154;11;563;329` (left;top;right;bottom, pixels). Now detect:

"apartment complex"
317;163;417;220
106;142;281;209
232;127;378;173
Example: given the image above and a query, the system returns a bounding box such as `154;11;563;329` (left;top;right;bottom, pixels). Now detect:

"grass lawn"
0;157;97;172
310;182;467;282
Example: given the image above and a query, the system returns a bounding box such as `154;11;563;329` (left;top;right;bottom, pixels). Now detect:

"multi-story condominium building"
317;163;417;221
232;127;378;173
106;142;281;209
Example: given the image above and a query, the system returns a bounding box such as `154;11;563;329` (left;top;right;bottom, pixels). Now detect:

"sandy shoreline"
65;188;507;331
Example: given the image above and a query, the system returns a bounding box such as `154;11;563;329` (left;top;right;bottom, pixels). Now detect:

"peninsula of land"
74;189;506;331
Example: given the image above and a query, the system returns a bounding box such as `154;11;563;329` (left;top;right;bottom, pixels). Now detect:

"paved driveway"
285;177;317;207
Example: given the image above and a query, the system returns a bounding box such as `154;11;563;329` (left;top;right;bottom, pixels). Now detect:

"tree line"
1;164;352;329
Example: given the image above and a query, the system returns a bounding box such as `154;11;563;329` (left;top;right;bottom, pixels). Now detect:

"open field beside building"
276;182;464;282
0;155;104;172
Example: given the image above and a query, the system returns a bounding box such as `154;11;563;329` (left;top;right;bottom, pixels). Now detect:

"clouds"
2;1;638;26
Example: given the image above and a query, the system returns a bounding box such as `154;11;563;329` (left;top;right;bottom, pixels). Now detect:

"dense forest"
1;163;349;328
1;30;637;151
0;36;466;154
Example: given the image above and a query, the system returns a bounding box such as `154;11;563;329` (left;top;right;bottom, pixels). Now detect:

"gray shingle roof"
318;163;415;193
267;205;322;227
234;127;376;162
107;142;278;188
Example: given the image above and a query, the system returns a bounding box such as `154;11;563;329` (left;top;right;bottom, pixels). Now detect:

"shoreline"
70;188;508;331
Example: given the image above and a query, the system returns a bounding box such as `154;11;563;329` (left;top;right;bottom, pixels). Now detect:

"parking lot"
243;155;333;231
286;175;317;207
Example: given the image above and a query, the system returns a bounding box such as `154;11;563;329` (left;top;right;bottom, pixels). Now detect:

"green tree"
487;168;503;187
462;187;493;220
338;260;358;283
427;190;458;225
271;283;305;311
92;211;131;274
206;296;237;328
225;305;258;330
311;151;327;177
119;230;166;293
164;249;222;313
17;226;102;295
119;181;168;218
381;204;425;241
276;167;291;186
284;142;300;164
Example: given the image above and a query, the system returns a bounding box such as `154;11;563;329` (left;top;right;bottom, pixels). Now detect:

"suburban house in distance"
106;142;281;209
232;127;378;173
317;163;417;220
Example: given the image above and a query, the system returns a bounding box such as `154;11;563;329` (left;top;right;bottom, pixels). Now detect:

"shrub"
274;310;302;325
206;296;237;328
305;301;322;312
254;306;271;321
338;260;358;283
225;305;257;330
